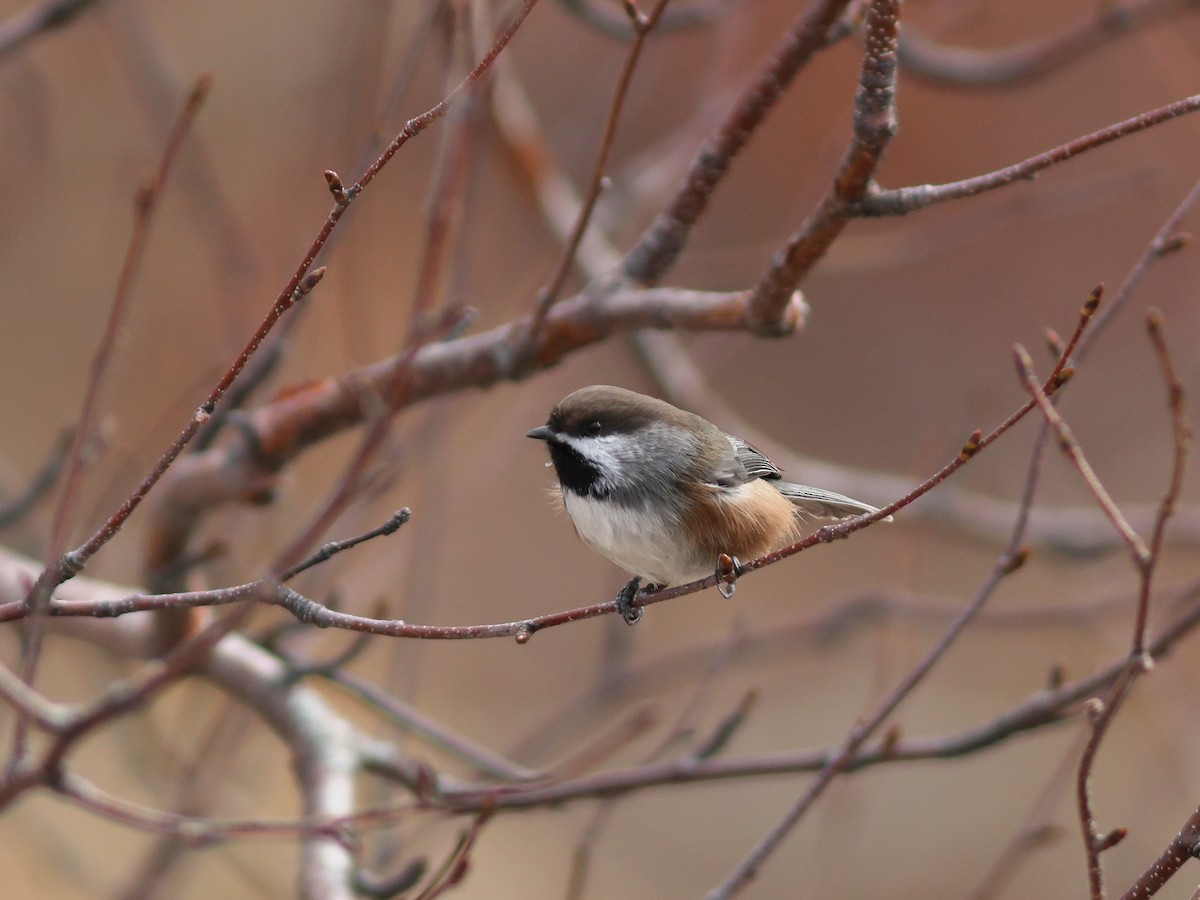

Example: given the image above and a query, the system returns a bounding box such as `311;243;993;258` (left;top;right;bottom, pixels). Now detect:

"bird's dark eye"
585;420;603;436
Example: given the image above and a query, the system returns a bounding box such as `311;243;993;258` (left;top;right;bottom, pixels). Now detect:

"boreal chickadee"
527;385;889;623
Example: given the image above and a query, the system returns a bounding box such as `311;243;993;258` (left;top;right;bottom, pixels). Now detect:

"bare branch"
861;94;1200;216
24;0;540;611
435;582;1200;812
702;281;1090;897
898;0;1195;87
1120;803;1200;898
746;0;901;330
279;509;412;583
525;0;673;344
621;0;854;284
1015;342;1150;567
0;427;104;529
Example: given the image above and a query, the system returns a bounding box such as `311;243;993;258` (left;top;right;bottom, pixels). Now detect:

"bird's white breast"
561;491;699;586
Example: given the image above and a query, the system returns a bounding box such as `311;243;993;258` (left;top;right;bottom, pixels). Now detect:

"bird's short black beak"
526;425;556;442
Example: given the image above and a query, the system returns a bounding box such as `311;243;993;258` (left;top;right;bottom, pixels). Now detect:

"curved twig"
898;0;1197;88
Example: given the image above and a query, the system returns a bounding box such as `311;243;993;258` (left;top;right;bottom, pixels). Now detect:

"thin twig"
860;94;1200;216
1120;802;1200;898
12;75;209;774
7;298;1087;642
701;283;1090;898
525;0;672;344
279;509;411;582
1139;310;1192;655
1015;345;1150;566
413;808;492;900
330;669;540;782
746;0;901;330
898;0;1194;87
1050;312;1190;900
0;428;98;529
967;732;1085;900
433;581;1200;814
45;76;210;564
16;579;1200;841
266;306;467;579
565;621;748;898
408;14;481;336
27;0;539;608
621;0;854;284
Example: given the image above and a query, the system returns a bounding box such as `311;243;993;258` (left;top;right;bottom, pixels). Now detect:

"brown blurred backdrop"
2;0;1200;897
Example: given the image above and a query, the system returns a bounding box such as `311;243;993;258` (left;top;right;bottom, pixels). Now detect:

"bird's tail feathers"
776;482;893;523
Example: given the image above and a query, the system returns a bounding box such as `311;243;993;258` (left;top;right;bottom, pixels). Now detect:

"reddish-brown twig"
43;74;210;571
30;291;1090;645
967;732;1086;900
139;291;1096;648
1017;308;1190;898
23;576;1200;845
279;509;412;583
1016;345;1150;568
860;93;1200;217
1120;802;1200;898
621;0;854;285
525;0;673;344
26;0;539;610
1019;311;1191;900
413;808;493;900
407;13;481;335
701;284;1090;898
746;0;901;331
10;75;209;775
432;582;1200;815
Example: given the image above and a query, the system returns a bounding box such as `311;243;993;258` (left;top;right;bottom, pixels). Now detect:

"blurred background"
2;0;1200;896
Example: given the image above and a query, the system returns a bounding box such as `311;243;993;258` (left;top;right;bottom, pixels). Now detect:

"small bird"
527;385;888;622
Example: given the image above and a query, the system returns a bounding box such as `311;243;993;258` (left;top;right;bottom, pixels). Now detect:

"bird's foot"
616;576;644;625
715;553;744;599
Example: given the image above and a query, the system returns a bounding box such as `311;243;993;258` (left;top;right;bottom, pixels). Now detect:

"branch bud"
959;429;983;461
324;169;350;206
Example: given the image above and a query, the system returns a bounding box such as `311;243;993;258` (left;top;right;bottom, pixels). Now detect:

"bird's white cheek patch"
560;433;625;474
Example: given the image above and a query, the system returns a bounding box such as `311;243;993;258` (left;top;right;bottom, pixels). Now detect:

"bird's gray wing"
718;434;890;521
731;435;889;520
726;435;783;482
704;435;756;488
